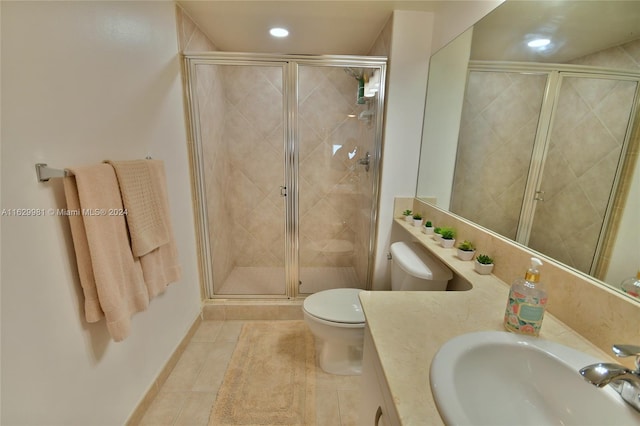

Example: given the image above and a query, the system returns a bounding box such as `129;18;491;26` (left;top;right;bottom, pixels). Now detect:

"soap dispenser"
621;270;640;300
503;257;547;336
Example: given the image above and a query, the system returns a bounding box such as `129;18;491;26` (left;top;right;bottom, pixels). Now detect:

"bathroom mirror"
416;0;640;298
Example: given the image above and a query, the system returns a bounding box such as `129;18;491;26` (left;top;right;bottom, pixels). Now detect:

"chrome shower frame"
182;52;387;299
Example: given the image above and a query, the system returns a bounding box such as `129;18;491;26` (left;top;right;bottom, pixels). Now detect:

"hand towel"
136;160;182;297
106;160;169;257
63;164;149;342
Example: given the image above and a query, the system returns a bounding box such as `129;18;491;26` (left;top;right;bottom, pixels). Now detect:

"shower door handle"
357;152;371;172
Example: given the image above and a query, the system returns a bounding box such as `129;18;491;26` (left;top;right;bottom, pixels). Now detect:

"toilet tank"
390;242;453;291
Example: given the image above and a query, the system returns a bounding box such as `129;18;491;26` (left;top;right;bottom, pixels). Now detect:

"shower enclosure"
183;53;386;299
450;62;640;276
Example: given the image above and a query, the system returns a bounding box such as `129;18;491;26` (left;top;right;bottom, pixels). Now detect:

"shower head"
343;67;363;80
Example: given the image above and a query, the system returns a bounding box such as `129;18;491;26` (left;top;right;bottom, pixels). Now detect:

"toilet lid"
303;288;365;324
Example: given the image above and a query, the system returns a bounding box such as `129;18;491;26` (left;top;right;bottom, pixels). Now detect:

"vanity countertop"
358;219;618;425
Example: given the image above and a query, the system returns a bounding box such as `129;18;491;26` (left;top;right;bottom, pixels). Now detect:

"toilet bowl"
304;242;453;375
303;288;365;375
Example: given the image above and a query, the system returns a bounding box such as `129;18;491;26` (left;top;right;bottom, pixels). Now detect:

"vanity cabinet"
359;326;400;426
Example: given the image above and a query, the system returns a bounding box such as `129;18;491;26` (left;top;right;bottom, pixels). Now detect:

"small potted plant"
456;240;475;261
412;213;423;227
433;227;442;242
439;227;456;248
474;254;494;275
423;220;434;235
402;209;413;223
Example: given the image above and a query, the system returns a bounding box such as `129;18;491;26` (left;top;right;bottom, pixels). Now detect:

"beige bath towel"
106;159;169;257
135;160;182;297
106;159;181;296
63;164;149;342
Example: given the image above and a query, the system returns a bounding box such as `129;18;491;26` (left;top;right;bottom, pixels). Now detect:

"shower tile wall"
198;65;286;294
298;67;374;291
177;8;239;293
450;71;546;239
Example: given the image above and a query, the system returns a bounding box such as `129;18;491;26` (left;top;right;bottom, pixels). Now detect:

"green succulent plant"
425;220;433;227
412;213;422;220
476;254;494;265
439;227;456;240
402;209;412;216
457;240;475;251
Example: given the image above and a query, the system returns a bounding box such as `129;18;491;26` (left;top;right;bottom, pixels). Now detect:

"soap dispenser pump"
503;257;547;336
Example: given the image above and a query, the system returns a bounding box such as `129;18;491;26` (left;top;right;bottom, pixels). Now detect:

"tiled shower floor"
135;320;362;426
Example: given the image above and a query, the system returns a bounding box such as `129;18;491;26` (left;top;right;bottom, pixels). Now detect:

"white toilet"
303;288;365;375
303;242;453;375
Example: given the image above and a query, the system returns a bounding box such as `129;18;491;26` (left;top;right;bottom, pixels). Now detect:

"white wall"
373;10;434;289
606;157;640;288
416;27;473;208
372;3;503;290
1;2;201;425
431;0;504;52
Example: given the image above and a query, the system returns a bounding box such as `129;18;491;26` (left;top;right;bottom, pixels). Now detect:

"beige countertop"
358;219;617;425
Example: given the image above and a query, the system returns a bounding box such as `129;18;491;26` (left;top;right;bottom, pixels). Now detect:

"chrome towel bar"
35;163;71;182
35;157;152;182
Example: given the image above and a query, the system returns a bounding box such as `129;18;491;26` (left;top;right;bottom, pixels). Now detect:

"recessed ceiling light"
269;28;289;38
527;38;551;48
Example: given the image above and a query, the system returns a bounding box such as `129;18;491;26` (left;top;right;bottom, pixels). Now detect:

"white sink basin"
430;331;640;425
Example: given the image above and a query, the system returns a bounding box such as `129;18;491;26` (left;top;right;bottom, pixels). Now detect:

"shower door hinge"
280;186;287;197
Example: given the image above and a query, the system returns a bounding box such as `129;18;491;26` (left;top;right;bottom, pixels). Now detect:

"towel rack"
35;163;72;182
35;157;153;182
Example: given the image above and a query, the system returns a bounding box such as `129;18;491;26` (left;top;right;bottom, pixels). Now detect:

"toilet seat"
303;288;365;324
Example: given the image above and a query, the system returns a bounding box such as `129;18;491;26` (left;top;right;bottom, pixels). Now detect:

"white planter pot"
433;234;443;243
441;238;455;248
457;249;475;261
413;219;423;227
404;215;413;223
423;226;434;235
474;260;494;275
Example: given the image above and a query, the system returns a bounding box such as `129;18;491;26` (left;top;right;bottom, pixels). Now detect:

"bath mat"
209;321;316;425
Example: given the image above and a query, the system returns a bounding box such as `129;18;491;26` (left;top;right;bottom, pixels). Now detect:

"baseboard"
125;313;202;425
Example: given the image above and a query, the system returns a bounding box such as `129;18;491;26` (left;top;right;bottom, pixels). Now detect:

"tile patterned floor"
136;320;361;425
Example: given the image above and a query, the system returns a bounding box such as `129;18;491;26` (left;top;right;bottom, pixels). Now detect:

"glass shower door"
527;74;638;274
296;64;381;294
193;62;287;296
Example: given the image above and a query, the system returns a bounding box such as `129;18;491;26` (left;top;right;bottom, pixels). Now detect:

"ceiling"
177;1;443;55
179;1;640;63
471;1;640;63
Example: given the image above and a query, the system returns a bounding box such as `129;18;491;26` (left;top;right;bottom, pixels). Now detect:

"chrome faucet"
579;344;640;412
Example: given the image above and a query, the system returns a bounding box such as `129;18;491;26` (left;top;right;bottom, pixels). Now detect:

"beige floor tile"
316;367;361;391
162;342;216;392
173;391;217;426
191;321;224;342
216;320;245;342
138;319;366;426
315;388;341;426
338;389;361;426
139;391;188;426
192;341;237;392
